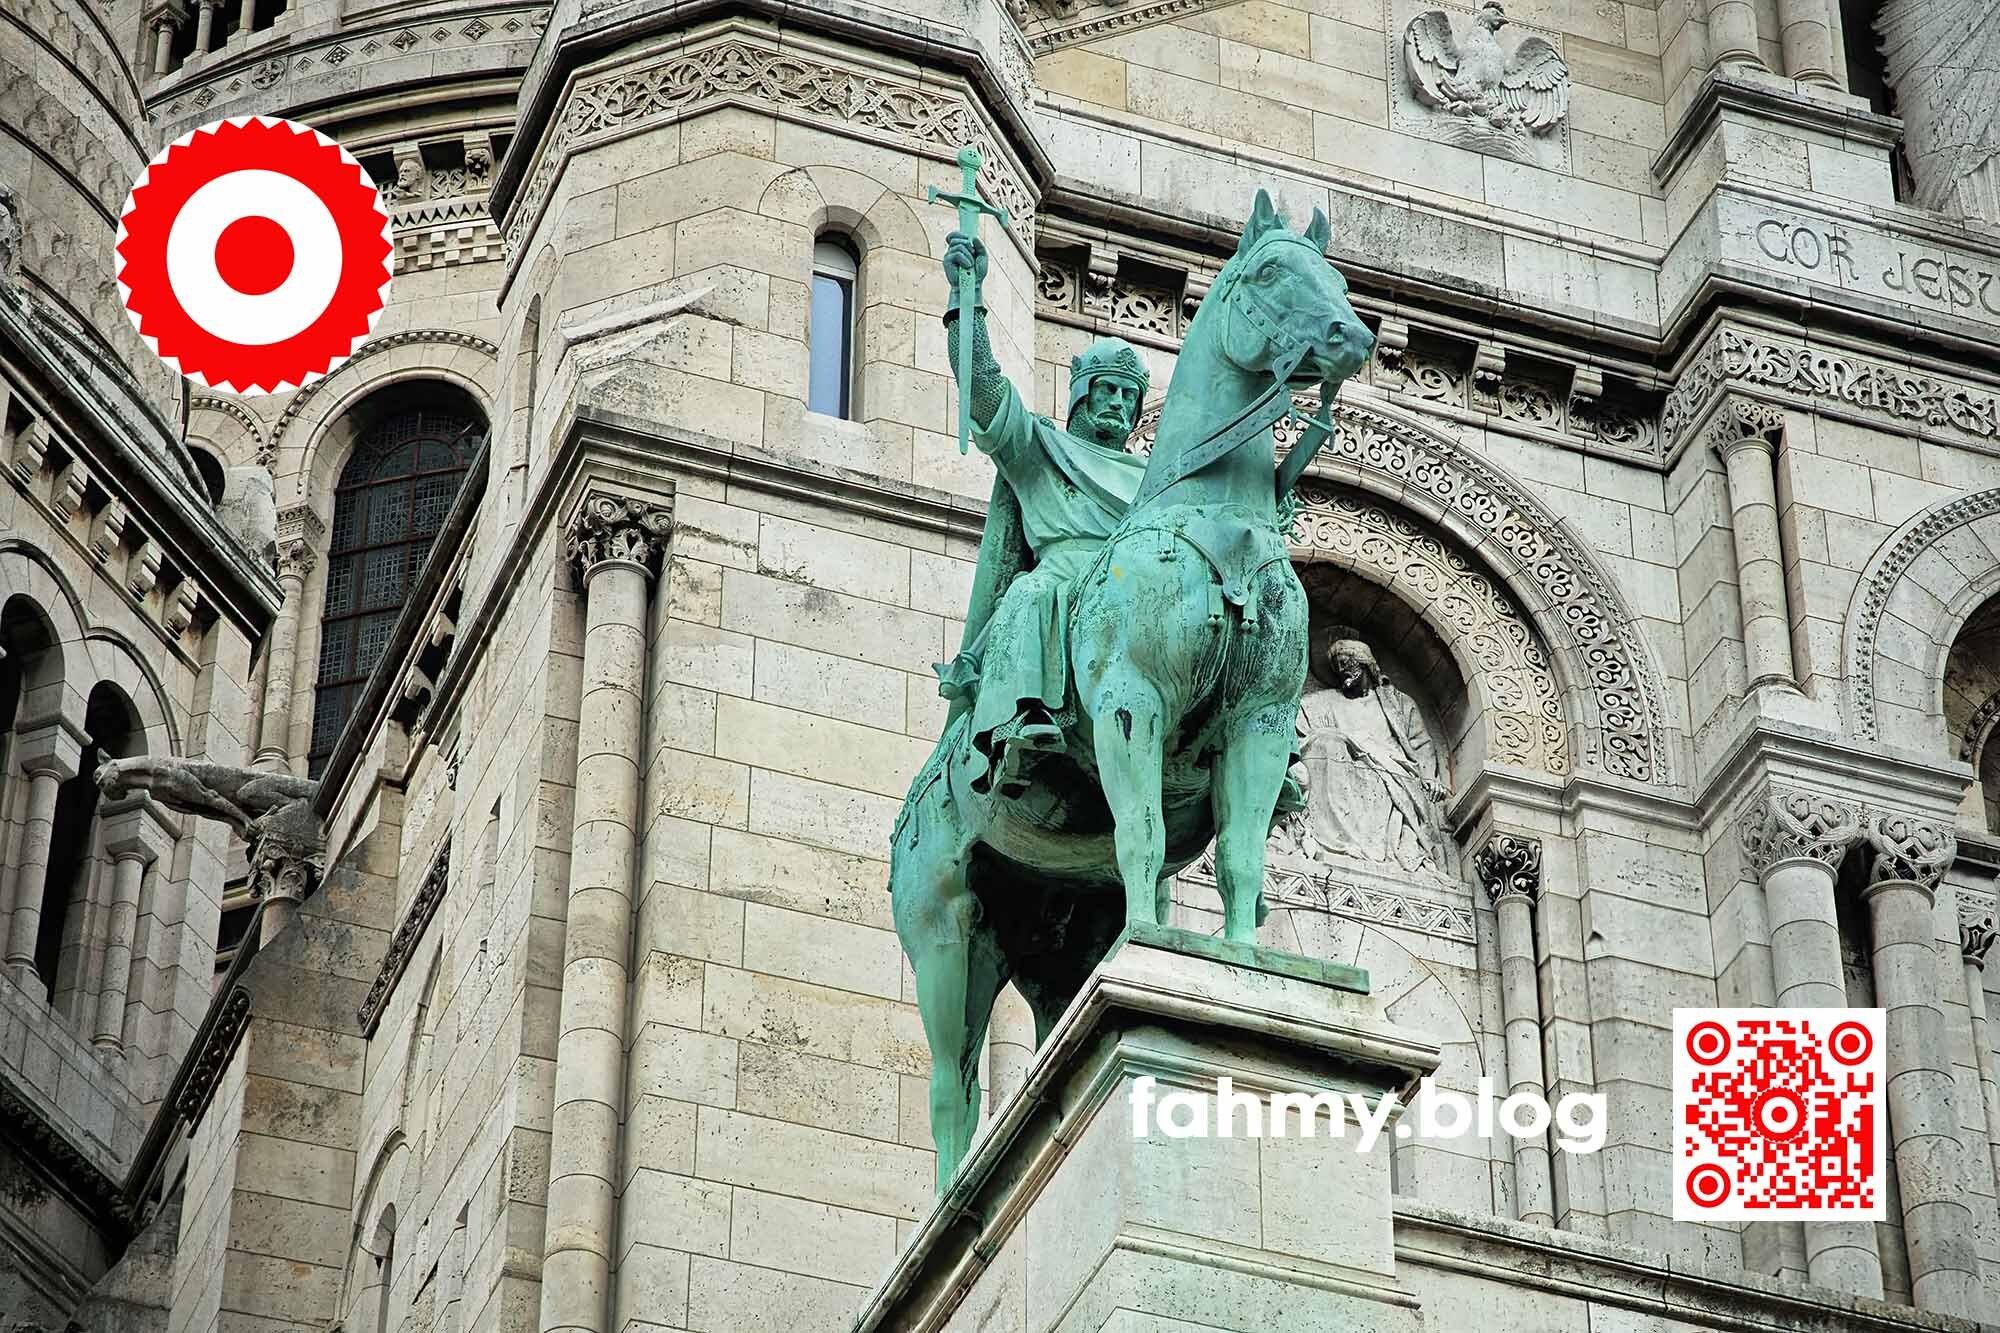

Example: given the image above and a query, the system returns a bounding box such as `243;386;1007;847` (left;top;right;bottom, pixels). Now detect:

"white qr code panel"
1673;1008;1885;1221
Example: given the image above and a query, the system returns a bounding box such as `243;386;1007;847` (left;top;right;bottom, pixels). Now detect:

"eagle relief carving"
1397;1;1569;167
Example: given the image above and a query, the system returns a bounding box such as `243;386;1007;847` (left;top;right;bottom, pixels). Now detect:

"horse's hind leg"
1088;673;1168;931
1212;702;1295;943
891;840;1007;1192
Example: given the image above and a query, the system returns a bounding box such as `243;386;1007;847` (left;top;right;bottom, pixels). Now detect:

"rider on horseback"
936;231;1152;797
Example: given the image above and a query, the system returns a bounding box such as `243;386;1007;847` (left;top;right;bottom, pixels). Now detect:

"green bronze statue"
892;180;1374;1190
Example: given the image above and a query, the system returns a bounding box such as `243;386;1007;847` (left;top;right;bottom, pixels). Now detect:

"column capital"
12;717;84;781
1861;811;1956;894
1961;915;1996;968
1704;393;1786;459
274;536;316;582
98;797;180;863
1739;784;1860;876
1474;832;1542;905
564;488;674;586
249;841;318;906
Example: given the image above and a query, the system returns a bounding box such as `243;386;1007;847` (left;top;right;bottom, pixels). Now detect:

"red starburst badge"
116;116;392;395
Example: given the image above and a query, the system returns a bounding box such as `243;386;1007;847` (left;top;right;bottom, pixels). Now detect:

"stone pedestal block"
855;923;1442;1333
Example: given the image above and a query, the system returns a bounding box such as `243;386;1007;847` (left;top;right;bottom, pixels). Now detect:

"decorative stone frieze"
1663;327;2000;454
564;490;675;585
1024;0;1214;53
1863;812;1957;891
358;840;451;1035
1047;246;1660;455
1738;786;1862;873
1180;847;1477;943
1473;832;1543;903
507;35;1037;260
176;986;250;1127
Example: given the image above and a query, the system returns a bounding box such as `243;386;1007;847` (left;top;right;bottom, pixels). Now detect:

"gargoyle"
96;756;317;843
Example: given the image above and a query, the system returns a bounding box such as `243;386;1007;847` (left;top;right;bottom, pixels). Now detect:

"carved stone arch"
1130;396;1670;783
0;542;90;732
1844;485;2000;750
269;331;499;510
1289;483;1570;777
187;394;268;469
81;628;181;758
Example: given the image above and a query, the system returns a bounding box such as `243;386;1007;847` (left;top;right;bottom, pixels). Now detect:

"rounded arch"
188;394;269;468
270;331;499;509
755;163;930;257
1131;395;1669;784
1843;485;2000;750
82;628;182;757
186;445;226;506
0;544;90;733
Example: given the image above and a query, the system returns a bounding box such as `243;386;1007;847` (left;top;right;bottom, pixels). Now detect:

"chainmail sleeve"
945;305;1011;433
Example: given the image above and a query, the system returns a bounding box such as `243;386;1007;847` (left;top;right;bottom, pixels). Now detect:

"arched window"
188;447;226;506
42;683;139;1016
309;405;479;775
809;235;859;419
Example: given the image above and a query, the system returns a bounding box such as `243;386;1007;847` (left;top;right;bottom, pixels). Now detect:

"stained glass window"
307;407;477;775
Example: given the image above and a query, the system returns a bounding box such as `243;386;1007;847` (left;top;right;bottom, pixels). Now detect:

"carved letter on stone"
1401;2;1570;166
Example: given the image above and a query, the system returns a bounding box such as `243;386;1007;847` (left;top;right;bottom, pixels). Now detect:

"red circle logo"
1686;1020;1731;1066
1752;1087;1808;1141
1685;1163;1731;1209
1828;1020;1873;1065
116;115;392;395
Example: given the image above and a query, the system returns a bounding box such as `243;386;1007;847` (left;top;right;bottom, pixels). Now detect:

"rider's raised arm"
941;233;1025;455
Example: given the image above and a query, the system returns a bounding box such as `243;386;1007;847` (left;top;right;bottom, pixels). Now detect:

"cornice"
493;0;1048;292
1653;69;1901;190
1698;712;1972;829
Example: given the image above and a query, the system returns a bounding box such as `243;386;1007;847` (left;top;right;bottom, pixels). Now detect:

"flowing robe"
959;381;1148;761
1295;678;1445;871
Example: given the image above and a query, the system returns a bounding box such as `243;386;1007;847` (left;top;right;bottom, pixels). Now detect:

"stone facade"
6;0;2000;1328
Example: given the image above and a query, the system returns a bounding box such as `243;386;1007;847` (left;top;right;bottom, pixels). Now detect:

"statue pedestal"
854;923;1443;1332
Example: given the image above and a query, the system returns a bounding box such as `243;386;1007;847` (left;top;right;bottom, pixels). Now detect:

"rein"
1130;238;1337;509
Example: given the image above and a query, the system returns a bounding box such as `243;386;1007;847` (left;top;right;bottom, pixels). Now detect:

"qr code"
1672;1008;1884;1220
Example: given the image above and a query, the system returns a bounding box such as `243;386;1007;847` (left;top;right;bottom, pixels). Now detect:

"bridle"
1131;233;1339;508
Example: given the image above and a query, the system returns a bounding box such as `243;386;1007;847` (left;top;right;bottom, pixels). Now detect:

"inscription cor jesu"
1756;217;2000;317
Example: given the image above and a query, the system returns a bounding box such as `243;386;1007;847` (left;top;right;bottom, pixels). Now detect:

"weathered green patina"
892;184;1375;1189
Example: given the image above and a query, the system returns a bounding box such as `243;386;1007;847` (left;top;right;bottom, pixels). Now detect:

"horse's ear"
1238;188;1279;254
1305;207;1330;254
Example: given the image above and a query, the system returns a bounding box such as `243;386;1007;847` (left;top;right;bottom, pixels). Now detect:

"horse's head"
1214;189;1373;390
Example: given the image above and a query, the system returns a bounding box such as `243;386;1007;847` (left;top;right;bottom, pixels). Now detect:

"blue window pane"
808;273;851;418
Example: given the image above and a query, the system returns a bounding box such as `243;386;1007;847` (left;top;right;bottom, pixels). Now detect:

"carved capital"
275;536;316;582
1862;811;1956;891
249;839;319;906
1738;786;1861;876
564;489;674;586
1375;318;1410;375
1474;833;1543;904
1704;393;1785;459
1961;916;1997;968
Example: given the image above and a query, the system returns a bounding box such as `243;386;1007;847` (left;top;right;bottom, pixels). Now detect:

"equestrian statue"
891;163;1375;1190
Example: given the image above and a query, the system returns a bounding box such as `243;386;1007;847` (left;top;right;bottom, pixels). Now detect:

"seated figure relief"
1280;626;1451;875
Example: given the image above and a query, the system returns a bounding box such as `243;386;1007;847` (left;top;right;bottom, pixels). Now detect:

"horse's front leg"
1212;703;1295;943
1089;674;1168;930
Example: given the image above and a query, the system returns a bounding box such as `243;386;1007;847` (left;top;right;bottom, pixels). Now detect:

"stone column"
149;14;177;73
91;801;173;1051
1958;914;2000;1251
192;0;218;51
1712;400;1796;690
1709;0;1765;68
1776;0;1837;86
1862;814;1980;1319
1739;786;1883;1298
1475;832;1555;1228
540;490;673;1333
4;721;82;995
254;532;317;773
